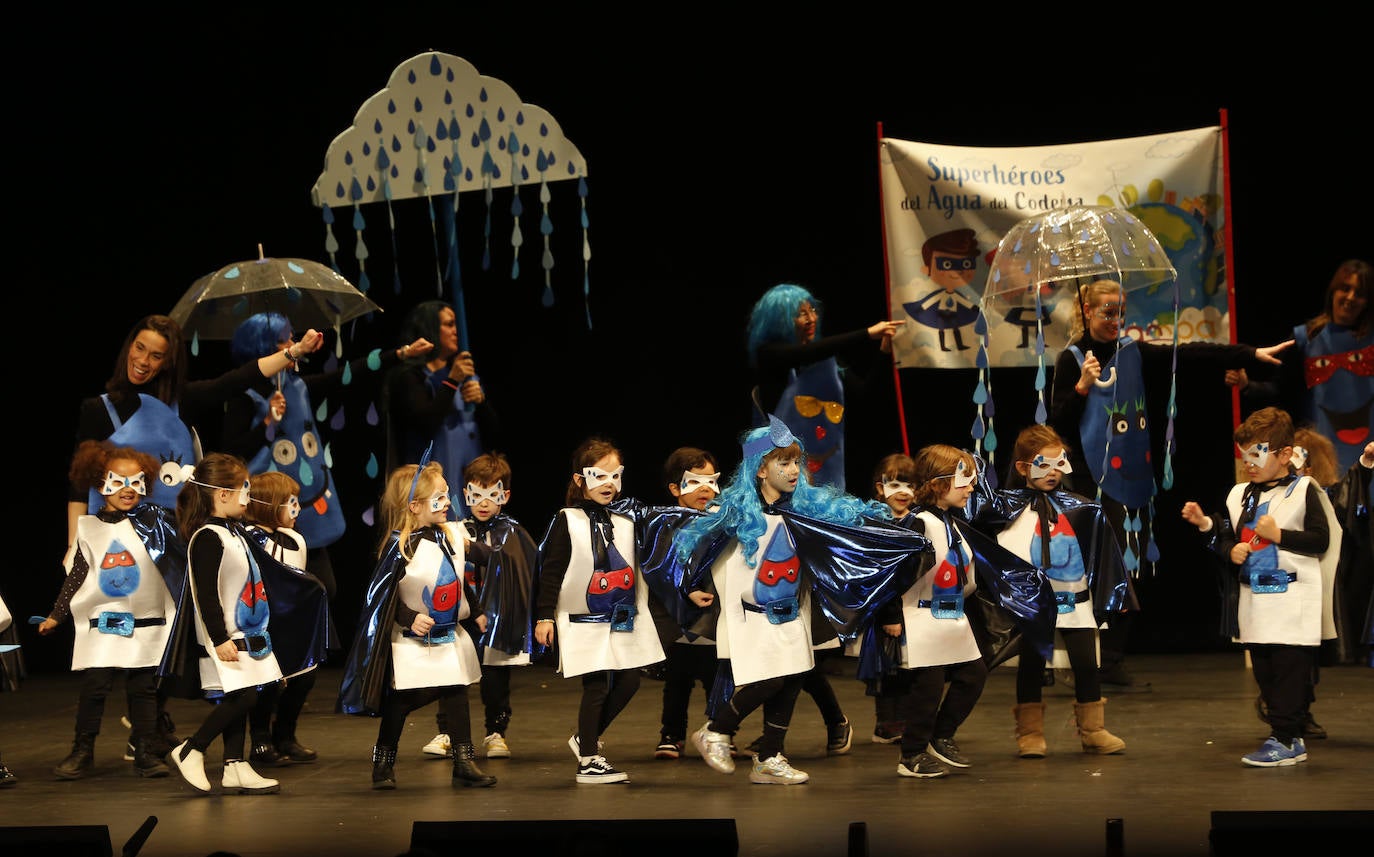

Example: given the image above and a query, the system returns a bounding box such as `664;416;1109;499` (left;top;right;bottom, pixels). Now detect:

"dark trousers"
659;642;718;740
801;648;847;726
378;685;472;750
1016;627;1101;703
1249;643;1317;744
74;666;157;739
707;668;806;761
479;664;512;735
188;685;259;761
248;669;317;744
892;658;988;756
574;669;641;756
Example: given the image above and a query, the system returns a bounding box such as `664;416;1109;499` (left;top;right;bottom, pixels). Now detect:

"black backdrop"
15;10;1367;672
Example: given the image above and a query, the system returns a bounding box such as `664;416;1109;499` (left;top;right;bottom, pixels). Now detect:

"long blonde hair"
378;461;446;560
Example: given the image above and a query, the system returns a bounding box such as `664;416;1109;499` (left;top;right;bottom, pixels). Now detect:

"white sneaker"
691;723;736;774
483;733;510;759
222;760;281;794
167;741;211;794
422;733;452;758
749;753;809;785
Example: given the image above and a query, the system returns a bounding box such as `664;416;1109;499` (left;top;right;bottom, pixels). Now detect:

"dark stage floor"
1;652;1371;857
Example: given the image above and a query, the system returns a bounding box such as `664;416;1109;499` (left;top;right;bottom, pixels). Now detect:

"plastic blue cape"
468;514;537;657
965;484;1135;625
855;507;1057;686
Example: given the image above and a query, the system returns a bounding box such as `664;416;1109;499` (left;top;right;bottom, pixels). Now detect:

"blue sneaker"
1241;736;1308;767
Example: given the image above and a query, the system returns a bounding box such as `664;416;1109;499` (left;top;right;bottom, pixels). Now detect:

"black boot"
150;710;180;757
274;725;317;763
371;745;397;790
54;731;97;780
452;743;496;788
0;753;16;788
133;737;170;778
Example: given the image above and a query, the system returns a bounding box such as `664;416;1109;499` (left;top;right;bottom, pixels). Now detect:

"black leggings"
707;670;806;761
249;670;318;744
74;666;157;739
1016;627;1101;703
573;669;641;757
187;685;259;762
377;685;472;751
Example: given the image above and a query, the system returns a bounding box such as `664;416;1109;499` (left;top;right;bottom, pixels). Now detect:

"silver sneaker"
691;724;736;774
749;753;809;785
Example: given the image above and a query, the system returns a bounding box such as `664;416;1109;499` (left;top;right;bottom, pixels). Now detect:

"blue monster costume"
1294;325;1373;473
90;394;197;513
773;360;846;493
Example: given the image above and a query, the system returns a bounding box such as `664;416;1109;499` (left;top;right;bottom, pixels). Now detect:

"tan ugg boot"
1073;698;1126;754
1012;703;1047;758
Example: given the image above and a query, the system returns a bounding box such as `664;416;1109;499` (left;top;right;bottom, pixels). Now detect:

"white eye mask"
679;471;720;495
1289;446;1308;471
881;478;914;499
1027;449;1073;480
101;471;148;496
935;459;976;489
284;495;301;520
581;465;624;491
1240;442;1272;468
464;481;508;507
428;491;451;513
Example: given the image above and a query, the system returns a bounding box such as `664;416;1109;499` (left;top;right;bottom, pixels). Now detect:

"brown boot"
1073;698;1125;754
1012;703;1047;758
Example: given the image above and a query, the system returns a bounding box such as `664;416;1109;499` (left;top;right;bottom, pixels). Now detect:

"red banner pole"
875;120;910;455
1219;108;1242;434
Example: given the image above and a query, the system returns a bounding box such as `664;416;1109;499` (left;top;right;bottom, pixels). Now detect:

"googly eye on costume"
680;471;720;494
881;478;914;498
581;465;624;490
464;481;508;507
101;471;148;496
934;459;976;489
1027;449;1073;480
1290;446;1308;471
1239;442;1271;468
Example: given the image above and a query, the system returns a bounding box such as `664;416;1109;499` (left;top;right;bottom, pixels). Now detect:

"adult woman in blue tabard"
67;314;322;758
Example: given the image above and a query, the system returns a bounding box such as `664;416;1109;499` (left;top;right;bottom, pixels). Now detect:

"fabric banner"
880;126;1227;369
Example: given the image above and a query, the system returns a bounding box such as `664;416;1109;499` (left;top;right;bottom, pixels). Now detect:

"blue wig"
745;283;820;368
230;312;292;364
674;423;889;567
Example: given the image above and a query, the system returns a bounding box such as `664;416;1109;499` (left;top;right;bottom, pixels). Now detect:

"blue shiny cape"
965;484;1135;624
467;514;537;657
856;507;1057;685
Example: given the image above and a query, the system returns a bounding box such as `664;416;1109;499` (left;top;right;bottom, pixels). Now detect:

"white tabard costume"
389;524;483;690
896;510;982;668
712;513;815;686
1224;476;1340;647
64;515;177;671
189;523;283;694
551;508;664;678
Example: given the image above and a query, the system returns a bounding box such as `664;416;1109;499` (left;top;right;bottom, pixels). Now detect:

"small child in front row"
1180;406;1341;768
459;451;538;760
242;471;324;768
967;424;1131;758
166;452;283;796
863;452;919;746
39;441;181;780
336;458;497;789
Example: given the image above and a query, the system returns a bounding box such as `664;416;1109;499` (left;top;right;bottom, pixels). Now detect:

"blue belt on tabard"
1054;589;1091;613
742;596;800;625
570;603;637;632
402;623;457;644
232;632;273;659
917;596;964;619
1240;570;1297;593
89;612;166;637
